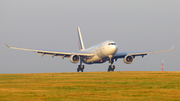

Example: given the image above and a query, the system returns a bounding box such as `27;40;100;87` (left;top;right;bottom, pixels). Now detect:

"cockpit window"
108;43;116;45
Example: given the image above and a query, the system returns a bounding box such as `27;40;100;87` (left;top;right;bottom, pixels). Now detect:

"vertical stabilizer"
77;27;85;51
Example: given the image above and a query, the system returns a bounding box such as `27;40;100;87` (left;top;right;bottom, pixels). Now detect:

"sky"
1;0;180;73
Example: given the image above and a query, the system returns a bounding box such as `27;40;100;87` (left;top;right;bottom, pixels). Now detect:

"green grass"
0;71;180;101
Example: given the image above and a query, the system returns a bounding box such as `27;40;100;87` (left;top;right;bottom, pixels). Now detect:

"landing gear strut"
108;55;115;72
77;60;84;72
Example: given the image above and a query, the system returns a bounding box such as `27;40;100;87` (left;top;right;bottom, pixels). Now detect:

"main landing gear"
108;55;115;72
108;63;115;72
77;65;84;72
108;64;115;72
77;60;84;72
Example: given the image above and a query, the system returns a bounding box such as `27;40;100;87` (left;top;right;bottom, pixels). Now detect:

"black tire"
81;69;83;72
112;65;115;71
108;65;111;72
81;65;84;72
77;68;80;72
108;68;110;72
77;65;81;72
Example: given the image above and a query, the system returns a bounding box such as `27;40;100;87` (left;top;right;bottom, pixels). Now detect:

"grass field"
0;71;180;101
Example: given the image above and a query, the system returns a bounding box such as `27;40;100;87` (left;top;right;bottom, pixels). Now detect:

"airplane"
5;27;174;72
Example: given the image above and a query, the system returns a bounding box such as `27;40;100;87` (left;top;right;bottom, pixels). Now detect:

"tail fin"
77;27;85;51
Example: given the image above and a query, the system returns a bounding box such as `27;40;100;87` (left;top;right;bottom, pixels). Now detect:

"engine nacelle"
124;55;134;64
70;55;80;63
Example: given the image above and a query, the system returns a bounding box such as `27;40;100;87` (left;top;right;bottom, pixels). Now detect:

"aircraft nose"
114;45;118;53
101;42;118;56
111;44;118;54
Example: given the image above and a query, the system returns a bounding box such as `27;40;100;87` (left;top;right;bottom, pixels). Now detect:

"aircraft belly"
85;55;102;63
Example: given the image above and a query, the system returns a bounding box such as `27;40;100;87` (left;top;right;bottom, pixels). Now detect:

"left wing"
113;45;174;59
5;43;94;58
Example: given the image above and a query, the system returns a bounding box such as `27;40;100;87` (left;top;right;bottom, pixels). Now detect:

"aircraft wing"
113;45;174;59
5;43;94;58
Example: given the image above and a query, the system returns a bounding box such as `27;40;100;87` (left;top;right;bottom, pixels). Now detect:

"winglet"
5;43;10;48
171;45;174;50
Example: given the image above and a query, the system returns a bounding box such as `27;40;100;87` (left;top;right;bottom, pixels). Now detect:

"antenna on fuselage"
77;27;85;51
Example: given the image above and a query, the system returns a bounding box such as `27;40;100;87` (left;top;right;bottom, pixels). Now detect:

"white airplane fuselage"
82;40;118;64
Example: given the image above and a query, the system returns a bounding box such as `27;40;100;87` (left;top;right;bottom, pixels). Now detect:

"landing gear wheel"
77;66;80;72
80;65;84;72
81;69;83;72
77;65;84;72
108;65;111;72
108;65;115;72
112;65;115;72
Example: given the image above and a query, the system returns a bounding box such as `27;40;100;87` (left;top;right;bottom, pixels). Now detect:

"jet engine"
70;55;80;63
123;55;134;64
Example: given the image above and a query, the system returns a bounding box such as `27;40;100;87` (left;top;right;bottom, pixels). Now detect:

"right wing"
113;45;174;59
5;43;94;58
